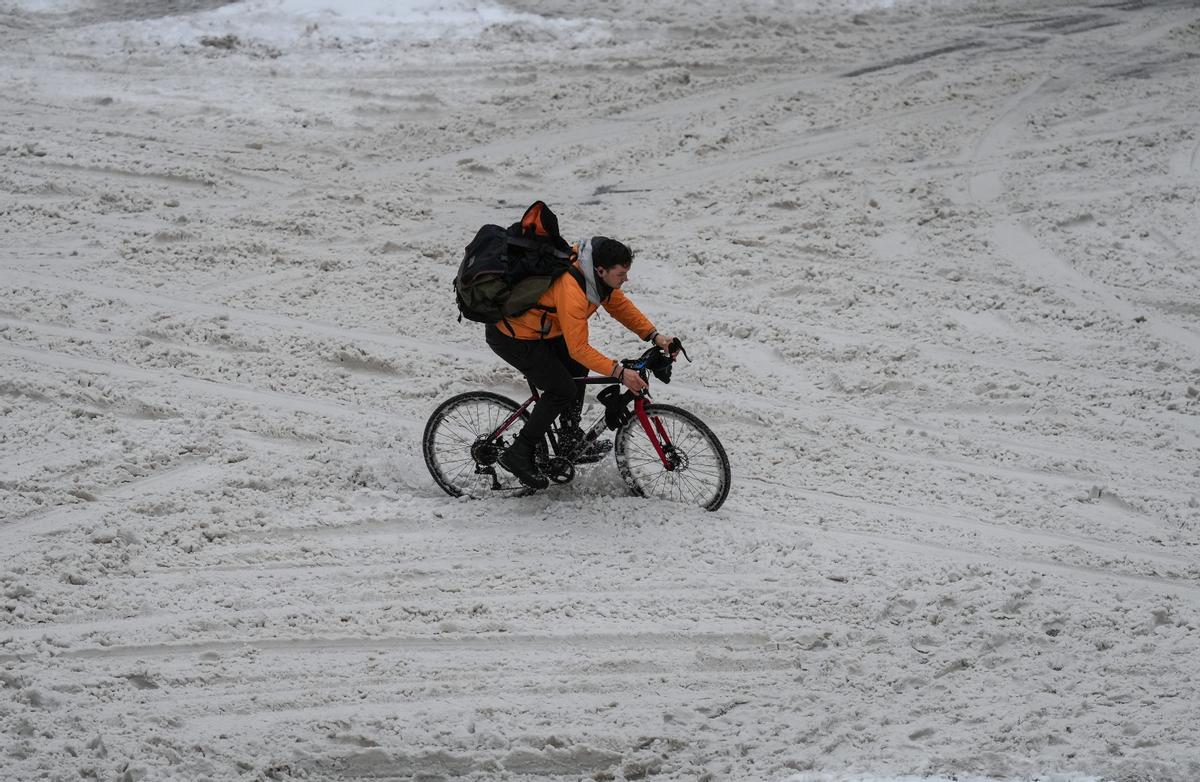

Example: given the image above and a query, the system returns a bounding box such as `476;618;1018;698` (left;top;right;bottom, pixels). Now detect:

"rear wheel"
614;403;730;511
423;391;535;499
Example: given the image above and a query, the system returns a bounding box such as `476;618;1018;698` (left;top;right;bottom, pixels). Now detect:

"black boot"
498;437;549;490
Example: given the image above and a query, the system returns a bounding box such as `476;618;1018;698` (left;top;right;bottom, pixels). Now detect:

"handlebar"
598;339;690;421
620;338;690;385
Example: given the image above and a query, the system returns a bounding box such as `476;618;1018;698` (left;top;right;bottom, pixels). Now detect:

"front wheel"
614;403;730;511
423;391;534;499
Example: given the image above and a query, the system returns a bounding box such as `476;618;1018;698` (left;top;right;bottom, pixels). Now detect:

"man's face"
597;264;630;290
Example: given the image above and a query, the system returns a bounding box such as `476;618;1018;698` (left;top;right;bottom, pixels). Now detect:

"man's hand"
618;367;648;394
653;333;679;358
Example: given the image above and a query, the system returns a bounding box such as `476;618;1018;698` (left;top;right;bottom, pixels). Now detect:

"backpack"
454;201;584;332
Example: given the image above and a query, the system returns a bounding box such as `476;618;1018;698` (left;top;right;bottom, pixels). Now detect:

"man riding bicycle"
487;231;677;489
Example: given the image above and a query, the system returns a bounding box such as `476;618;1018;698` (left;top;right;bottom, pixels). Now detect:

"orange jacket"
496;260;656;377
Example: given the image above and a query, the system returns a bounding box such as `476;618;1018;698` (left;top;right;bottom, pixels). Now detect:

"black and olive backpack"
453;201;584;333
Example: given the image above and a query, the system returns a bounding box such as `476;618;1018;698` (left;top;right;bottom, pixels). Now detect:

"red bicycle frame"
487;375;676;471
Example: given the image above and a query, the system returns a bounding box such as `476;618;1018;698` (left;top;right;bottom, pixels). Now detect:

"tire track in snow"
77;665;792;733
745;480;1200;593
86;667;791;751
1172;136;1200;177
1;459;220;535
0;342;410;430
618;126;873;193
965;73;1053;204
5;269;485;363
813;524;1200;599
964;19;1191;204
0;311;434;409
375;69;834;180
25;159;216;189
656;292;1163;393
649;300;1198;483
18;629;772;663
994;219;1200;356
676;378;1192;505
380;83;955;200
0;314;287;372
1119;6;1200;48
188;215;463;298
611;102;960;194
0;285;451;431
843;40;985;78
2;573;778;648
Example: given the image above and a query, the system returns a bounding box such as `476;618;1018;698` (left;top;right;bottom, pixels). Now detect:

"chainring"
544;456;575;484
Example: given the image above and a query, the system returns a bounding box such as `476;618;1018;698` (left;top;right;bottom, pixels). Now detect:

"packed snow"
2;0;1199;780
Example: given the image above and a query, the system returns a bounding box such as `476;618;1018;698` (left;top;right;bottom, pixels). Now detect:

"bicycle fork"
634;397;676;471
551;392;677;472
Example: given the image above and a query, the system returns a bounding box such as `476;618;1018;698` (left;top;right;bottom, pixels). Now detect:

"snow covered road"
2;0;1199;779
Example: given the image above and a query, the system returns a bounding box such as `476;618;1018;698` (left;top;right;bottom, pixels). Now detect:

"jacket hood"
576;237;609;305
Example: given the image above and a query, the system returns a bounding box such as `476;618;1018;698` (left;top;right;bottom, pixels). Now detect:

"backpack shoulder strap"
533;266;587;314
524;265;588;338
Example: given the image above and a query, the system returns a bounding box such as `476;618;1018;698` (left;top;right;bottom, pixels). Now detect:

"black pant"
486;324;586;447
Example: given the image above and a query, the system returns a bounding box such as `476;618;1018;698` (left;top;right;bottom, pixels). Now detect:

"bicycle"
422;343;731;511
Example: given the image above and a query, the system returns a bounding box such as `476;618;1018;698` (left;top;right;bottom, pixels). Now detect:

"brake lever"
669;337;691;362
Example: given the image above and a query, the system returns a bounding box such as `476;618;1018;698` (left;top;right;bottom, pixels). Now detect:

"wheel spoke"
448;459;475;486
424;394;531;500
615;405;728;510
674;469;710;503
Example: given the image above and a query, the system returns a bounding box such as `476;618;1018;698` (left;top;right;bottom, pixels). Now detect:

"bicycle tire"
614;403;731;511
423;391;535;499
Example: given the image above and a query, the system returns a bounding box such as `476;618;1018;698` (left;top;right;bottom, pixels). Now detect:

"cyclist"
486;236;677;489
